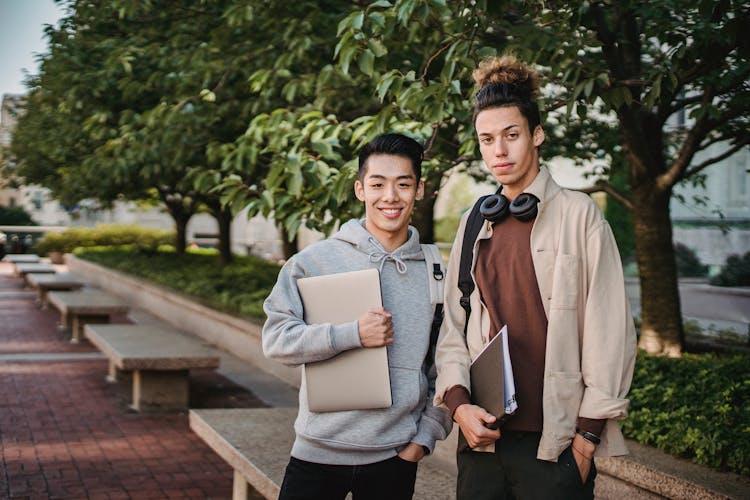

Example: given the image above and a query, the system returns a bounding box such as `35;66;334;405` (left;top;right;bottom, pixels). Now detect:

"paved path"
0;262;268;499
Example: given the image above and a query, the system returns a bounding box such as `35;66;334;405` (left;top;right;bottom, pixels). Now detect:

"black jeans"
456;430;596;500
278;455;419;500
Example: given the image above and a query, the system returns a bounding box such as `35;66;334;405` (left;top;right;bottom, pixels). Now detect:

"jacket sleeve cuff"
444;385;471;417
579;387;630;420
576;416;606;436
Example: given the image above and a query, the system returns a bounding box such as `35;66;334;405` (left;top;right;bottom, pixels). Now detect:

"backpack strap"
458;195;491;335
421;243;445;370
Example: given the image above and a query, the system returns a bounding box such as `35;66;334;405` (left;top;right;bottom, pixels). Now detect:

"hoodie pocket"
302;366;420;449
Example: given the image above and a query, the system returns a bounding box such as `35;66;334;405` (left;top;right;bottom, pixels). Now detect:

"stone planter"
48;251;65;264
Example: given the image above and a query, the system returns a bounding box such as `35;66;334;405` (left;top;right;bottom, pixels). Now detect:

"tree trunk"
173;216;188;255
631;183;684;357
280;227;298;260
411;179;437;243
215;208;233;265
162;196;194;255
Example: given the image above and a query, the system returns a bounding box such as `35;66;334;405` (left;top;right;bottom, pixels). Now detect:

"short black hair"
357;133;423;180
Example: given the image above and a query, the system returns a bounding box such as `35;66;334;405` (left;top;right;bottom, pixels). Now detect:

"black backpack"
421;244;445;370
457;195;492;335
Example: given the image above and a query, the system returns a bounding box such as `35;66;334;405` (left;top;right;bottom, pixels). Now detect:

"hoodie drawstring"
367;237;408;274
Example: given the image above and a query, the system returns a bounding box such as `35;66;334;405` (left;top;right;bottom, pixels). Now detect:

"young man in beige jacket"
434;55;637;499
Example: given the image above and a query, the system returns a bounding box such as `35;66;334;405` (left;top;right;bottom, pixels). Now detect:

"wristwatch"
576;429;601;445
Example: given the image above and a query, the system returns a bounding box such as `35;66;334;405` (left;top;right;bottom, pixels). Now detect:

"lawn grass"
74;245;280;319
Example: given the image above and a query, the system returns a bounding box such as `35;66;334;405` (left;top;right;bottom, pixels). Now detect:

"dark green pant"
456;430;596;500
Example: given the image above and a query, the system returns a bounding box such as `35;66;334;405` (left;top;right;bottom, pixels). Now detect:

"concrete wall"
65;253;302;389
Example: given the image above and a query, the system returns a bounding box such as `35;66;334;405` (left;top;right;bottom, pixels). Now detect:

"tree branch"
424;125;441;156
420;39;456;83
659;88;715;190
578;180;634;210
684;139;750;178
664;65;750;120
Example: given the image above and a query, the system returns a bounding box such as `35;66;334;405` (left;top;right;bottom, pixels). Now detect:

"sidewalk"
5;258;750;499
0;261;271;499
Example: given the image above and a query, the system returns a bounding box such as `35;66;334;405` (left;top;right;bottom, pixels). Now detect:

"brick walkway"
0;262;267;499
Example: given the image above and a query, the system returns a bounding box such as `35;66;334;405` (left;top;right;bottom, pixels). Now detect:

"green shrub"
74;246;280;319
0;205;36;225
710;251;750;287
621;351;750;475
674;242;709;278
35;224;174;255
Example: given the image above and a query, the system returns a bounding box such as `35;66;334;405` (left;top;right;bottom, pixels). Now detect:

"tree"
329;0;749;356
533;0;749;356
206;0;378;256
11;1;178;236
213;0;472;248
12;0;248;262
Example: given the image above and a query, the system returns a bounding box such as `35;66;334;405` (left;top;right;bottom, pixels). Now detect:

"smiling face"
354;153;425;252
476;105;545;200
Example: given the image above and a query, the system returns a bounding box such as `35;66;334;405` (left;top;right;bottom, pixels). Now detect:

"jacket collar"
524;165;561;205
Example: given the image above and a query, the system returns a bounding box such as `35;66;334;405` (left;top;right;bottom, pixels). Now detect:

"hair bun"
472;55;540;98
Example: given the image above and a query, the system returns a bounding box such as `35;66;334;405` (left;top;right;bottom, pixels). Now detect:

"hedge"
621;351;750;475
35;224;174;255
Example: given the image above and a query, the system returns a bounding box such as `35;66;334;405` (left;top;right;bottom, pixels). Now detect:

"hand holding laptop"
358;308;394;347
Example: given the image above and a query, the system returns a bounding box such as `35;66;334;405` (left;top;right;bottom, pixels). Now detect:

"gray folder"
297;268;392;412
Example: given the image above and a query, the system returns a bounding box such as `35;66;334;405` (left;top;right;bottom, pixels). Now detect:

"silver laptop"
297;268;392;412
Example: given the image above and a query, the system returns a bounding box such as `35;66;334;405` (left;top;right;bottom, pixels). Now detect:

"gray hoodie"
262;219;452;465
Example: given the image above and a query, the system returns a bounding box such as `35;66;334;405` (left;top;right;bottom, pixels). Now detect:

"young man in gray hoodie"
262;133;452;500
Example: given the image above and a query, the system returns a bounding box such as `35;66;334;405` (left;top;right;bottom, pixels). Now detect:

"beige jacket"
434;167;637;461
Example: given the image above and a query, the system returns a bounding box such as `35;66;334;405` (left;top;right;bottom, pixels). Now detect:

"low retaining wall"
65;253;301;388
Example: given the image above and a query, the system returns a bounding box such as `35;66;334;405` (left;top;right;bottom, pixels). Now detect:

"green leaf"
376;72;397;102
368;0;393;9
368;11;387;30
261;189;275;210
288;165;303;196
311;140;334;157
284;212;302;239
368;39;388;58
353;12;365;30
358;50;375;76
584;79;594;98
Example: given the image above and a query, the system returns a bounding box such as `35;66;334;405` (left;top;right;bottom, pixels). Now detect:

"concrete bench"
26;272;85;308
85;324;220;412
48;290;130;343
189;408;457;500
2;253;41;264
14;262;56;283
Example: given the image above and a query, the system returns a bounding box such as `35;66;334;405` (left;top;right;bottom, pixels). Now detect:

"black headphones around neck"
479;188;540;223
